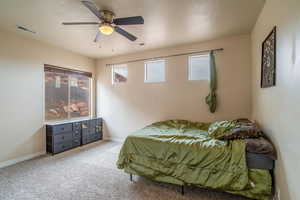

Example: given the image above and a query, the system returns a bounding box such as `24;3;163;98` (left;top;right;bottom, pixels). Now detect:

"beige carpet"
0;141;251;200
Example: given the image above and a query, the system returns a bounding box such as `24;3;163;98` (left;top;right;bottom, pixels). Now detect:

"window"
112;64;128;84
144;60;165;83
44;65;92;121
188;54;210;80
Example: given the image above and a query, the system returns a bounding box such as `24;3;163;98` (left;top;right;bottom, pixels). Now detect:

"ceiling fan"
62;1;144;42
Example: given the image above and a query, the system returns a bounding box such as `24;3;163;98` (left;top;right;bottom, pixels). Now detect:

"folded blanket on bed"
117;120;272;200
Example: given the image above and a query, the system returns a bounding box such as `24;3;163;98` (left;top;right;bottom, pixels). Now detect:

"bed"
117;120;275;200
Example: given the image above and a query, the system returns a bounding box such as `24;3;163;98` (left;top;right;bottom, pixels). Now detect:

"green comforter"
117;120;272;200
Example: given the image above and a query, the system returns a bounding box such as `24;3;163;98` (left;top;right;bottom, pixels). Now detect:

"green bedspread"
117;120;272;200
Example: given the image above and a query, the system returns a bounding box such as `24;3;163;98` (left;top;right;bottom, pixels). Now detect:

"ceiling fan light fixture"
99;24;114;35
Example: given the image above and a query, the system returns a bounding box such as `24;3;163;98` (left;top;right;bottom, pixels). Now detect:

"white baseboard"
110;138;125;143
0;151;46;169
103;136;124;143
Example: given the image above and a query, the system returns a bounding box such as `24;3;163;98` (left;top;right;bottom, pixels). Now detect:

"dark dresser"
46;118;103;154
81;118;103;145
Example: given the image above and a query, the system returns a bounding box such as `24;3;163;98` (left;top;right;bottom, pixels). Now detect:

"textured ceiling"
0;0;265;58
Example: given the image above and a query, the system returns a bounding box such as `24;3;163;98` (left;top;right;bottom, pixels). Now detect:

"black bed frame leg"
130;173;133;182
181;185;184;195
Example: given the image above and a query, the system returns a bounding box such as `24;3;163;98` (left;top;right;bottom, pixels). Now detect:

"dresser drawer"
88;133;101;142
82;128;89;137
51;123;73;134
96;119;102;131
89;127;96;134
86;136;94;144
53;141;73;154
96;118;102;125
53;132;73;144
82;136;88;145
95;125;102;133
88;134;97;141
73;138;81;147
73;122;81;130
90;119;97;127
95;133;101;140
73;130;81;138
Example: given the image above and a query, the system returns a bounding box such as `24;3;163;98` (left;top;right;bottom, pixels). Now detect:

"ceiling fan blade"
113;16;144;25
114;26;137;41
94;31;101;42
81;1;102;20
62;22;99;25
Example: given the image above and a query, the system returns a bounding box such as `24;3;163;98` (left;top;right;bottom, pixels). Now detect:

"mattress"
245;137;276;170
246;153;274;170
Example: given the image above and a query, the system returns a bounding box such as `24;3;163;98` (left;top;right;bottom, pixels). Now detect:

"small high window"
144;60;166;83
112;64;128;84
188;54;210;81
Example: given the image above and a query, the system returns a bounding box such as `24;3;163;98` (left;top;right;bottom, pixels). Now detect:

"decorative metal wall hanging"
261;27;276;88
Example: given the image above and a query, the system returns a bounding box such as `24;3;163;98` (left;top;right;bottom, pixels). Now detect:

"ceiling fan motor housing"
100;10;115;23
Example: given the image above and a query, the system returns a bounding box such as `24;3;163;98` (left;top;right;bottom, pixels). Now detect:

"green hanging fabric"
205;51;217;113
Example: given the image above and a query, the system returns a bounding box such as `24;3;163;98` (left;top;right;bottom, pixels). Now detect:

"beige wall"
96;34;252;141
0;30;95;164
251;0;300;199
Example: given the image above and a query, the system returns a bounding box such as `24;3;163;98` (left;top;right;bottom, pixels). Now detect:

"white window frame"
44;69;93;122
144;59;166;83
112;64;128;84
188;54;210;81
